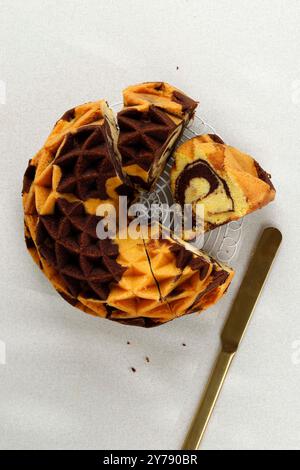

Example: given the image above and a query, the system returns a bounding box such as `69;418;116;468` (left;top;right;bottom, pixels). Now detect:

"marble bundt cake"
22;99;235;327
143;224;234;319
117;82;198;191
22;100;133;217
170;134;276;234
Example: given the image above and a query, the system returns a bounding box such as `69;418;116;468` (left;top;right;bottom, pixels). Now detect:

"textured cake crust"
22;100;133;217
143;224;234;319
118;82;198;190
171;134;276;233
123;82;198;119
22;99;236;327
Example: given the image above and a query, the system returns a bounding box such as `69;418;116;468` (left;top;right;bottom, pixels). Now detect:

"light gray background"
1;0;300;450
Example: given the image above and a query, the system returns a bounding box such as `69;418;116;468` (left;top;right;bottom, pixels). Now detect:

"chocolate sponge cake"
171;134;275;233
117;82;198;191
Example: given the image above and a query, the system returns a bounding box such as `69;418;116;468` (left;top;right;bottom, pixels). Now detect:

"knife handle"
182;350;235;450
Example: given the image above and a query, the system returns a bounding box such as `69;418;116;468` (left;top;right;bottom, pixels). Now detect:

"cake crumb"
145;356;150;363
127;341;131;345
182;343;186;347
176;66;179;70
130;367;136;373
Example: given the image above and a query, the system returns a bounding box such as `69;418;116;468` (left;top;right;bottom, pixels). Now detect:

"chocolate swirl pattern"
174;159;233;215
171;134;276;233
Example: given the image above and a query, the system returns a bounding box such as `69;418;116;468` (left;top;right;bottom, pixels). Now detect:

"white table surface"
1;0;300;450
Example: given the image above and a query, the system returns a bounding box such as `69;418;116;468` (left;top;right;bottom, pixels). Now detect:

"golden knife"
182;226;282;450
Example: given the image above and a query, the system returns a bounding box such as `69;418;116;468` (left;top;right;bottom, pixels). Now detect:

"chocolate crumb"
176;66;179;70
127;341;131;345
182;343;186;347
130;367;136;373
145;356;150;363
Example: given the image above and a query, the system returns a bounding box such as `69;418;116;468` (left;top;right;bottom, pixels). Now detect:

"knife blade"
182;227;282;450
